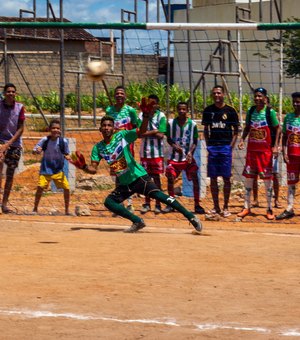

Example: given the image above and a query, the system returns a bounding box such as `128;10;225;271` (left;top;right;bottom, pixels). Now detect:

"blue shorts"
207;145;232;178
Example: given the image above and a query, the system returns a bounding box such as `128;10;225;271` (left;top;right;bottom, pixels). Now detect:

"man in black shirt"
202;85;240;217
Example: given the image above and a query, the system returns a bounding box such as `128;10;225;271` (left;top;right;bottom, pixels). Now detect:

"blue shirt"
34;136;69;175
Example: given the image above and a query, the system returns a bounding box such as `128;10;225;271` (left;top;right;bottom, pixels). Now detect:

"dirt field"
0;125;299;339
0;213;299;340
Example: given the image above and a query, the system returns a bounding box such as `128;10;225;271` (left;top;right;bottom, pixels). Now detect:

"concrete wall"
173;0;299;98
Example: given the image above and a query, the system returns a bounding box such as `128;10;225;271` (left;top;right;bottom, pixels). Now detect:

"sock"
150;191;194;220
264;179;273;210
287;184;296;211
244;177;254;209
104;197;141;223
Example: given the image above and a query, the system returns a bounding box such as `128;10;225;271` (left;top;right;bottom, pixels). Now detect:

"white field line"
2;219;300;237
0;308;299;337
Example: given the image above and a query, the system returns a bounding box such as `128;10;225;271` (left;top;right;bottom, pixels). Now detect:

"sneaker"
123;219;146;233
208;208;221;215
266;209;275;220
141;204;151;214
154;205;161;214
127;204;135;213
189;216;203;234
162;206;174;213
275;209;295;220
237;208;251;218
194;205;205;214
222;209;231;218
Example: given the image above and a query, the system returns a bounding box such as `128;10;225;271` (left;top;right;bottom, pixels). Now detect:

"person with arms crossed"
202;85;239;217
276;92;300;220
106;85;138;212
139;94;167;214
163;101;205;215
32;119;71;215
238;87;281;220
0;83;25;214
73;102;202;234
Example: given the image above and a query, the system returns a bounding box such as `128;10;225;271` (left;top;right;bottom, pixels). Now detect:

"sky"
1;0;186;54
0;0;185;23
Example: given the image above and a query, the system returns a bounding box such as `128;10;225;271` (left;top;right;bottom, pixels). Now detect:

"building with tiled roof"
0;17;112;54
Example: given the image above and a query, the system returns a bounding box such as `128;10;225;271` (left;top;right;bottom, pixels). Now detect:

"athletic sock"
244;177;254;209
104;197;141;223
150;191;194;220
287;184;296;211
264;179;273;210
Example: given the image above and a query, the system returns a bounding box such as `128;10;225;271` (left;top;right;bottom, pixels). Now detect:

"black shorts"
0;142;22;170
107;175;160;203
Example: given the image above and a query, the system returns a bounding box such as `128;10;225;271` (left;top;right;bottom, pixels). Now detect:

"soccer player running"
238;87;281;220
139;94;167;214
106;85;138;212
78;104;202;234
276;92;300;220
202;85;240;217
163;101;205;215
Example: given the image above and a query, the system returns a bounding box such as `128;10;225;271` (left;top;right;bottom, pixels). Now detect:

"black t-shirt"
202;104;239;146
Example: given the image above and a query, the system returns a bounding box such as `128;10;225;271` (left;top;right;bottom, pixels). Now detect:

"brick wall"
0;52;159;96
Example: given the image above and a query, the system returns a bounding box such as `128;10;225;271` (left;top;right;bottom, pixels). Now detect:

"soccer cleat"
194;205;205;214
266;209;275;220
154;205;161;215
189;216;202;234
141;204;151;214
237;208;251;218
162;206;174;213
123;219;146;233
275;209;295;220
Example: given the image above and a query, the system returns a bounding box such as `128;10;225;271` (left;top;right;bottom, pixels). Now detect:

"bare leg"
191;172;200;207
152;174;162;207
210;177;220;212
0;162;3;203
252;176;259;207
273;174;281;207
223;177;231;210
33;186;44;212
64;189;70;215
2;167;15;212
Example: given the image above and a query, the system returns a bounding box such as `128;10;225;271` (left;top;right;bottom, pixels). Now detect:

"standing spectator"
106;85;138;212
163;102;205;214
139;95;167;214
202;85;239;217
238;87;281;220
0;83;25;214
32;119;71;215
276;92;300;220
252;95;282;208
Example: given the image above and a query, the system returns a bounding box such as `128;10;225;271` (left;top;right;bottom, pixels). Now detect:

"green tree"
266;17;300;78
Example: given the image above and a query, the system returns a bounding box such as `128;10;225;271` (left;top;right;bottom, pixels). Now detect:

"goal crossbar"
0;22;299;31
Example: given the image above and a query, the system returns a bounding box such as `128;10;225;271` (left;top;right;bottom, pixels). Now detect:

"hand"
35;146;43;154
238;140;244;150
186;152;193;163
272;145;279;158
283;153;289;164
173;144;183;154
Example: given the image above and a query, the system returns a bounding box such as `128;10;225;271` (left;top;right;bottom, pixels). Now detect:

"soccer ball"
86;60;108;81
